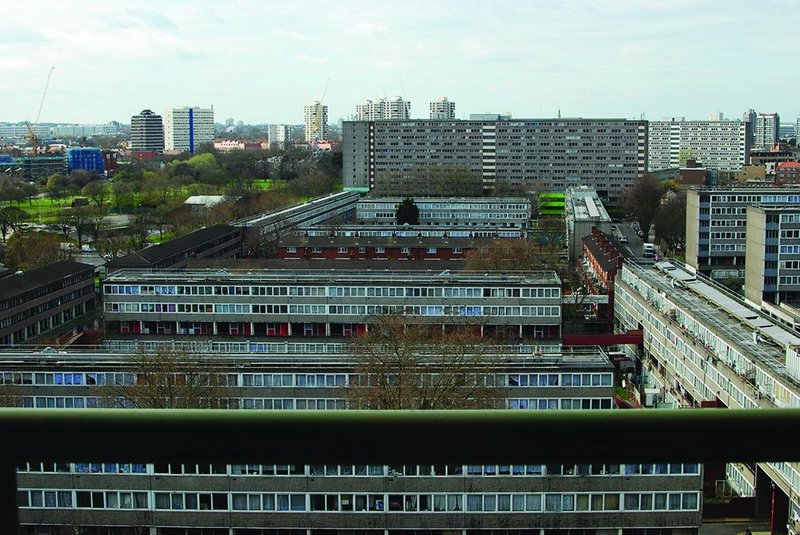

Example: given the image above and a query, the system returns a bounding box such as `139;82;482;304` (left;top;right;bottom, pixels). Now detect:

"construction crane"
26;66;55;154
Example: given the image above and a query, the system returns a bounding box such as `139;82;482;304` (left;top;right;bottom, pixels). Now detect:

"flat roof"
105;268;562;286
0;345;610;369
634;261;800;390
187;259;471;272
358;197;529;204
278;235;492;248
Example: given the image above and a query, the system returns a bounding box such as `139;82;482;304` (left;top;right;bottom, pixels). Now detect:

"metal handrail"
2;408;800;531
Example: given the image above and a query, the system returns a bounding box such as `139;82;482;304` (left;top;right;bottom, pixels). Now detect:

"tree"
655;190;687;255
46;173;68;203
3;232;67;270
100;346;233;409
111;179;134;214
60;205;105;249
464;239;563;272
396;197;420;225
621;174;665;242
374;167;483;197
0;206;27;243
94;231;137;262
346;314;502;410
82;180;109;207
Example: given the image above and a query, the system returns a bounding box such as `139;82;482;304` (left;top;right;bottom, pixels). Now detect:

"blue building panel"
66;147;104;174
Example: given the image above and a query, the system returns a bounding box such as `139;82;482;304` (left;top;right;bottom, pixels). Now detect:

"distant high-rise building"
304;101;328;143
268;124;292;149
164;106;215;154
754;113;780;150
648;118;749;171
708;111;724;121
354;96;410;121
343;118;647;201
743;108;757;143
130;110;165;155
429;97;456;120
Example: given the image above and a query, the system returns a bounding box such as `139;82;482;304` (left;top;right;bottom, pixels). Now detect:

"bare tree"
346;314;503;409
622;174;666;241
372;167;483;197
0;384;24;407
655;190;687;255
465;240;564;272
100;346;233;409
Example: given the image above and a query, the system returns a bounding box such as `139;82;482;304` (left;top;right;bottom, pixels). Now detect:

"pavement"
699;520;771;535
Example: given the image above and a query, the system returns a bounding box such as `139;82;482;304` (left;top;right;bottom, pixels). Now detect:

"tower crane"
26;66;55;154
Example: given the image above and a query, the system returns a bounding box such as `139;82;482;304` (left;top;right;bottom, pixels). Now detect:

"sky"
1;0;799;126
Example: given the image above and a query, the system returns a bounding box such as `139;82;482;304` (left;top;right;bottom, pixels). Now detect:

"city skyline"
1;0;799;125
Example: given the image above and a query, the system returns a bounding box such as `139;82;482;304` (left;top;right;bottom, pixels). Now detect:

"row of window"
509;398;613;410
105;302;562;318
3;370;606;389
104;285;560;299
19;490;700;513
19;462;700;478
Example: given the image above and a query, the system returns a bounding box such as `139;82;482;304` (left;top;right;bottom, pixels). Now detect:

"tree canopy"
621;174;665;241
396;197;420;225
100;347;232;409
346;314;502;410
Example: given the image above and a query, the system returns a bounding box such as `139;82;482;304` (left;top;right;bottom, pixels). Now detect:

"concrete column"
213;322;218;335
326;323;331;337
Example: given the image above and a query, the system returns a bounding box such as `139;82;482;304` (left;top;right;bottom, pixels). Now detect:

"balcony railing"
3;408;800;532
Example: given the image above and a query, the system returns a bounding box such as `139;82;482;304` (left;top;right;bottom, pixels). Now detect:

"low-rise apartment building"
355;197;530;231
614;260;800;531
0;261;96;346
0;347;705;534
101;269;563;341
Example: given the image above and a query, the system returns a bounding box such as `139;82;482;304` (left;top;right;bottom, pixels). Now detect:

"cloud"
273;29;308;41
345;22;388;36
295;52;329;65
118;8;176;29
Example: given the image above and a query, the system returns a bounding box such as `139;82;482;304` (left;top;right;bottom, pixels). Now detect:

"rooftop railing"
2;408;800;532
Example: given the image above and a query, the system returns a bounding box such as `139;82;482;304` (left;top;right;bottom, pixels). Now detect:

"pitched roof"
0;260;94;302
106;225;240;270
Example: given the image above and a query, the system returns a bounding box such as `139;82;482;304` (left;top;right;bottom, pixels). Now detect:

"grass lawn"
12;196;82;224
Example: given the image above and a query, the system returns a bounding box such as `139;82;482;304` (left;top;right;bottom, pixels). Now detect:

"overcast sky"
2;0;798;125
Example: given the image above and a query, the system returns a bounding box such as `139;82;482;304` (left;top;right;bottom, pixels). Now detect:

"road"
616;222;657;265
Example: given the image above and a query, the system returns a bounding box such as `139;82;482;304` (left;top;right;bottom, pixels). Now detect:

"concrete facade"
343;119;648;202
685;187;800;279
0;347;705;533
130;109;165;154
745;205;800;306
164;106;214;153
647;119;750;172
614;260;800;533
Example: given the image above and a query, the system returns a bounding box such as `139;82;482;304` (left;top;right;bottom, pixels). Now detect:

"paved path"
700;520;771;535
